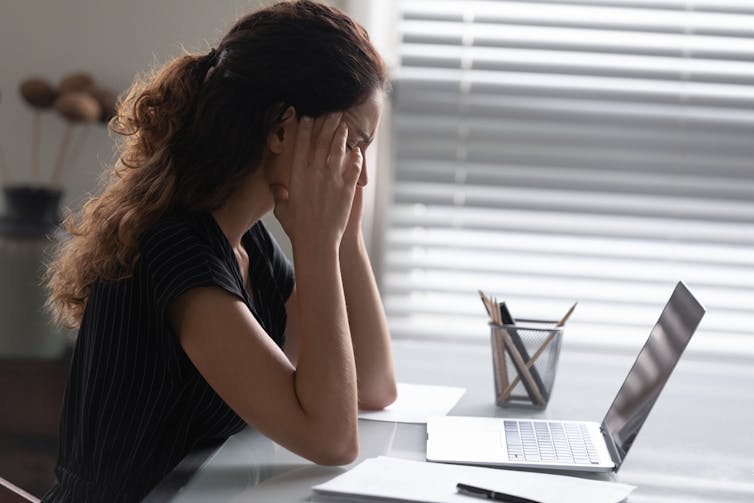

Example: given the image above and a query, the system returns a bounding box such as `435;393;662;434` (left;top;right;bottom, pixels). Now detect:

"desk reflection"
172;420;397;502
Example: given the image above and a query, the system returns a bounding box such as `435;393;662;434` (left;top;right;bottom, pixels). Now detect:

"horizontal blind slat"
394;141;754;176
385;249;754;289
395;158;754;186
386;228;754;266
382;272;753;312
394;133;754;165
394;115;754;149
383;298;753;339
395;88;754;128
400;20;754;60
401;1;754;22
474;1;754;15
390;204;754;248
396;67;754;107
400;44;754;85
392;182;754;221
402;0;754;15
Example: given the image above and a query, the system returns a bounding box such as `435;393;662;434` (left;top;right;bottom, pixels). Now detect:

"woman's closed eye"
348;140;370;152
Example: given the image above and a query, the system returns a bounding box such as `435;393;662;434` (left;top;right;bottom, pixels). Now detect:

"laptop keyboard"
503;420;600;465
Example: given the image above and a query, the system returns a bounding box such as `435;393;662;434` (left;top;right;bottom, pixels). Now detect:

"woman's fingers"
313;112;342;169
329;122;349;174
290;116;313;183
344;147;363;186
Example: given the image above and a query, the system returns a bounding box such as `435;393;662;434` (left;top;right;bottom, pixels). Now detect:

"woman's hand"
272;113;363;250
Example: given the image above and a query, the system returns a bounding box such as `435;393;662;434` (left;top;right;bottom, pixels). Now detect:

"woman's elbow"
309;433;359;466
359;380;398;411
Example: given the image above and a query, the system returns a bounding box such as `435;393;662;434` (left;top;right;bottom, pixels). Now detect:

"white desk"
150;339;754;502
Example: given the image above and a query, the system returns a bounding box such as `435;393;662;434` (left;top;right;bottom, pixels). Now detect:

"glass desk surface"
149;339;754;502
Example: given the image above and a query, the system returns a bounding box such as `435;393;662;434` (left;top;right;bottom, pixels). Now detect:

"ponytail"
115;52;214;164
46;51;215;328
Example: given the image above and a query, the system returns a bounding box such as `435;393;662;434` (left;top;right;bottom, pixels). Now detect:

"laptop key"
504;420;519;431
579;425;601;464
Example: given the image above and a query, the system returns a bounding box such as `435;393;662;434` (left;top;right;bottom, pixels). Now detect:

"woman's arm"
170;277;356;465
339;187;397;410
284;187;397;411
171;113;364;465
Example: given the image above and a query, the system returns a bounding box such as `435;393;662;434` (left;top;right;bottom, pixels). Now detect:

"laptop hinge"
600;423;623;471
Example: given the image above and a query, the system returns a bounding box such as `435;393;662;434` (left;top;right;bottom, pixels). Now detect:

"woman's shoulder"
141;210;204;242
138;211;227;272
138;211;241;302
140;211;221;252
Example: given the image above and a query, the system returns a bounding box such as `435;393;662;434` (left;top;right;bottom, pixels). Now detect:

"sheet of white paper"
312;456;635;503
358;383;466;424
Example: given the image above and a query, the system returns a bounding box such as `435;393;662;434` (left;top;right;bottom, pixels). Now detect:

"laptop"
426;281;705;473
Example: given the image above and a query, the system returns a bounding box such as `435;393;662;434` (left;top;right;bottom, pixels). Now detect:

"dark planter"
0;185;66;358
0;185;62;239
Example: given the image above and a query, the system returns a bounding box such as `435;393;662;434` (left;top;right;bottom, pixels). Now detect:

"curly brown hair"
46;0;387;328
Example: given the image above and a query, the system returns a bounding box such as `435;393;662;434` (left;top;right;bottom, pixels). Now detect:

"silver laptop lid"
601;282;705;469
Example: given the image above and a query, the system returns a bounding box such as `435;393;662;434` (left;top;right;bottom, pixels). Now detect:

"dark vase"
0;185;66;358
0;185;62;239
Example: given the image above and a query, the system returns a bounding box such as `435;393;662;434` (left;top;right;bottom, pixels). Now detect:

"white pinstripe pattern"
42;212;294;502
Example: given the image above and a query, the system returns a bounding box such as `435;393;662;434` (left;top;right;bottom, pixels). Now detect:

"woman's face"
340;88;383;187
264;88;384;191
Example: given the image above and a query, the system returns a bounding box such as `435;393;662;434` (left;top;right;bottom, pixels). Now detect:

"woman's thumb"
345;147;363;186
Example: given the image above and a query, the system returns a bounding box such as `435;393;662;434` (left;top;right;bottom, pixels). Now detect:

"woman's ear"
266;106;297;154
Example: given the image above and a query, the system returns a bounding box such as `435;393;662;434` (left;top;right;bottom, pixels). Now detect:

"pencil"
556;302;578;327
478;290;492;318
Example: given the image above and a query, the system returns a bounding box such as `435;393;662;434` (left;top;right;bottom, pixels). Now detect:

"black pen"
456;483;542;503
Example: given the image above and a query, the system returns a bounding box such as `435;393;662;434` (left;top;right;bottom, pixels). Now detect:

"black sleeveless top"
42;212;294;502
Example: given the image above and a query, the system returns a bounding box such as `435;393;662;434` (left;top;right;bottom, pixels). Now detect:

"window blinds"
383;0;754;355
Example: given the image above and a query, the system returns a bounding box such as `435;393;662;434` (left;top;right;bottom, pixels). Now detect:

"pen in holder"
490;321;563;409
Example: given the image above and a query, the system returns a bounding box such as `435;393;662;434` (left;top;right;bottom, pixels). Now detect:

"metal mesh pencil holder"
490;321;563;409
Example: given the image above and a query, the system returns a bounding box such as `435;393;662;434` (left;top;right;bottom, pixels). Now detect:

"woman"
42;1;396;500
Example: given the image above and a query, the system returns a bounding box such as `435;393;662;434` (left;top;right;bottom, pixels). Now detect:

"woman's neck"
211;168;273;248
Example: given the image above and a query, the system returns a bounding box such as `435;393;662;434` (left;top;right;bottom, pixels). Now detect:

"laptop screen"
602;282;705;466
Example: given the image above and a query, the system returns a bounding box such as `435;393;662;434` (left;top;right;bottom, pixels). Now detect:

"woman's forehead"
343;90;383;143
